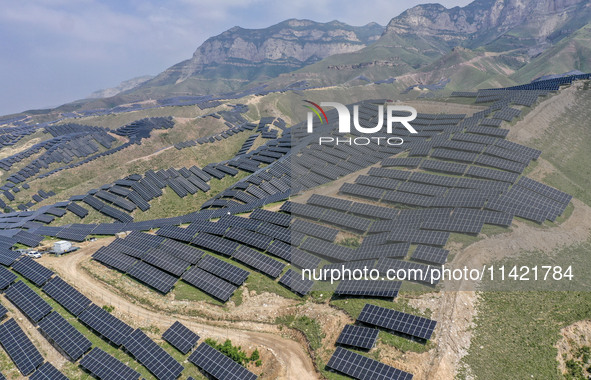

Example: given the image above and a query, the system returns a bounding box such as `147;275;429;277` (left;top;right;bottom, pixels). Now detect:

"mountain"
130;19;383;97
87;75;154;99
52;0;591;113
386;0;590;51
267;0;591;91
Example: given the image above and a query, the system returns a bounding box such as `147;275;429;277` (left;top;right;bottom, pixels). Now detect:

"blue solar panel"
11;257;54;286
327;347;413;380
42;276;92;316
123;328;184;380
189;343;257;380
38;311;92;361
78;304;133;346
357;304;436;341
162;321;200;355
4;281;52;323
0;318;44;376
29;362;68;380
80;347;141;380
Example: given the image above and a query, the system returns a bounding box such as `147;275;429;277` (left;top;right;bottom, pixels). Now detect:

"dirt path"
426;197;591;379
420;83;589;379
40;240;318;380
126;145;174;164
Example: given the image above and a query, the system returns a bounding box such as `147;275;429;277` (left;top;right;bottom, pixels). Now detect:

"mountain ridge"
33;0;591;114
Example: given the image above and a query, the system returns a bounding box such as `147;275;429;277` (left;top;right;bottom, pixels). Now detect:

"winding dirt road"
40;241;318;380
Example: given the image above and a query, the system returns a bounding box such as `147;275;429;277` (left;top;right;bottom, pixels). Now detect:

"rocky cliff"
385;0;590;49
143;19;383;87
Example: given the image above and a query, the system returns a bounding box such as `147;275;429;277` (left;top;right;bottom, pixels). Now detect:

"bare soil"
507;83;580;145
39;239;318;379
556;320;591;375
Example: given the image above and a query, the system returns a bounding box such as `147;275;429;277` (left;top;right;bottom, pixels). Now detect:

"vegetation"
204;338;261;366
275;315;325;350
460;240;591;380
565;346;591;380
338;237;361;248
532;85;591;207
102;304;115;313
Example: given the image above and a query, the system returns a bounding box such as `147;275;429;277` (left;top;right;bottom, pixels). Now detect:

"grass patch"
337;237;361;248
447;224;510;249
204;338;261;366
173;280;224;306
553;202;575;225
243;270;301;301
461;241;591;379
531;87;591;207
134;172;249;222
378;330;433;353
275;315;325;350
462;291;591;380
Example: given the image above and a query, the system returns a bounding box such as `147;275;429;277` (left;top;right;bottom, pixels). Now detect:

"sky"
0;0;473;116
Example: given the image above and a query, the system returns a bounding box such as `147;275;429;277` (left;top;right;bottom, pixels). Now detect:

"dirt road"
40;240;318;380
425;197;591;379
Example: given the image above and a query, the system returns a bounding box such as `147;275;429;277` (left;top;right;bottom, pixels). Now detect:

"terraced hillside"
0;73;588;379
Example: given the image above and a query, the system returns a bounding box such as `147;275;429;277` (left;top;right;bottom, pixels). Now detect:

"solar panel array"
29;362;68;380
232;246;286;278
11;256;54;286
5;281;53;323
189;342;258;380
327;347;413;380
42;276;92;316
411;245;449;265
162;321;200;354
78;304;133;346
278;269;314;296
80;347;141;380
126;261;178;294
123;328;184;380
357;304;436;341
182;266;237;301
335;280;401;299
0;74;582;380
38;311;92;361
336;324;379;350
0;266;16;290
197;254;250;286
0;318;44;376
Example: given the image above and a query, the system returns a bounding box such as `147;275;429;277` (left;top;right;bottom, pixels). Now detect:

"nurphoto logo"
304;100;418;146
305;100;418;133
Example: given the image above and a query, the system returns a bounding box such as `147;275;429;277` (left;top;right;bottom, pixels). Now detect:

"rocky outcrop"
147;19;383;86
385;0;590;45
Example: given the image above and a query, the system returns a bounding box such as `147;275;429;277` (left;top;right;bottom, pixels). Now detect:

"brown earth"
556;320;591;375
39;239;319;379
422;82;591;379
507;82;581;145
28;83;590;379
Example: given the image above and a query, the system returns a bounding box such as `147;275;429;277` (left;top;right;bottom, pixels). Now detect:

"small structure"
52;240;77;255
